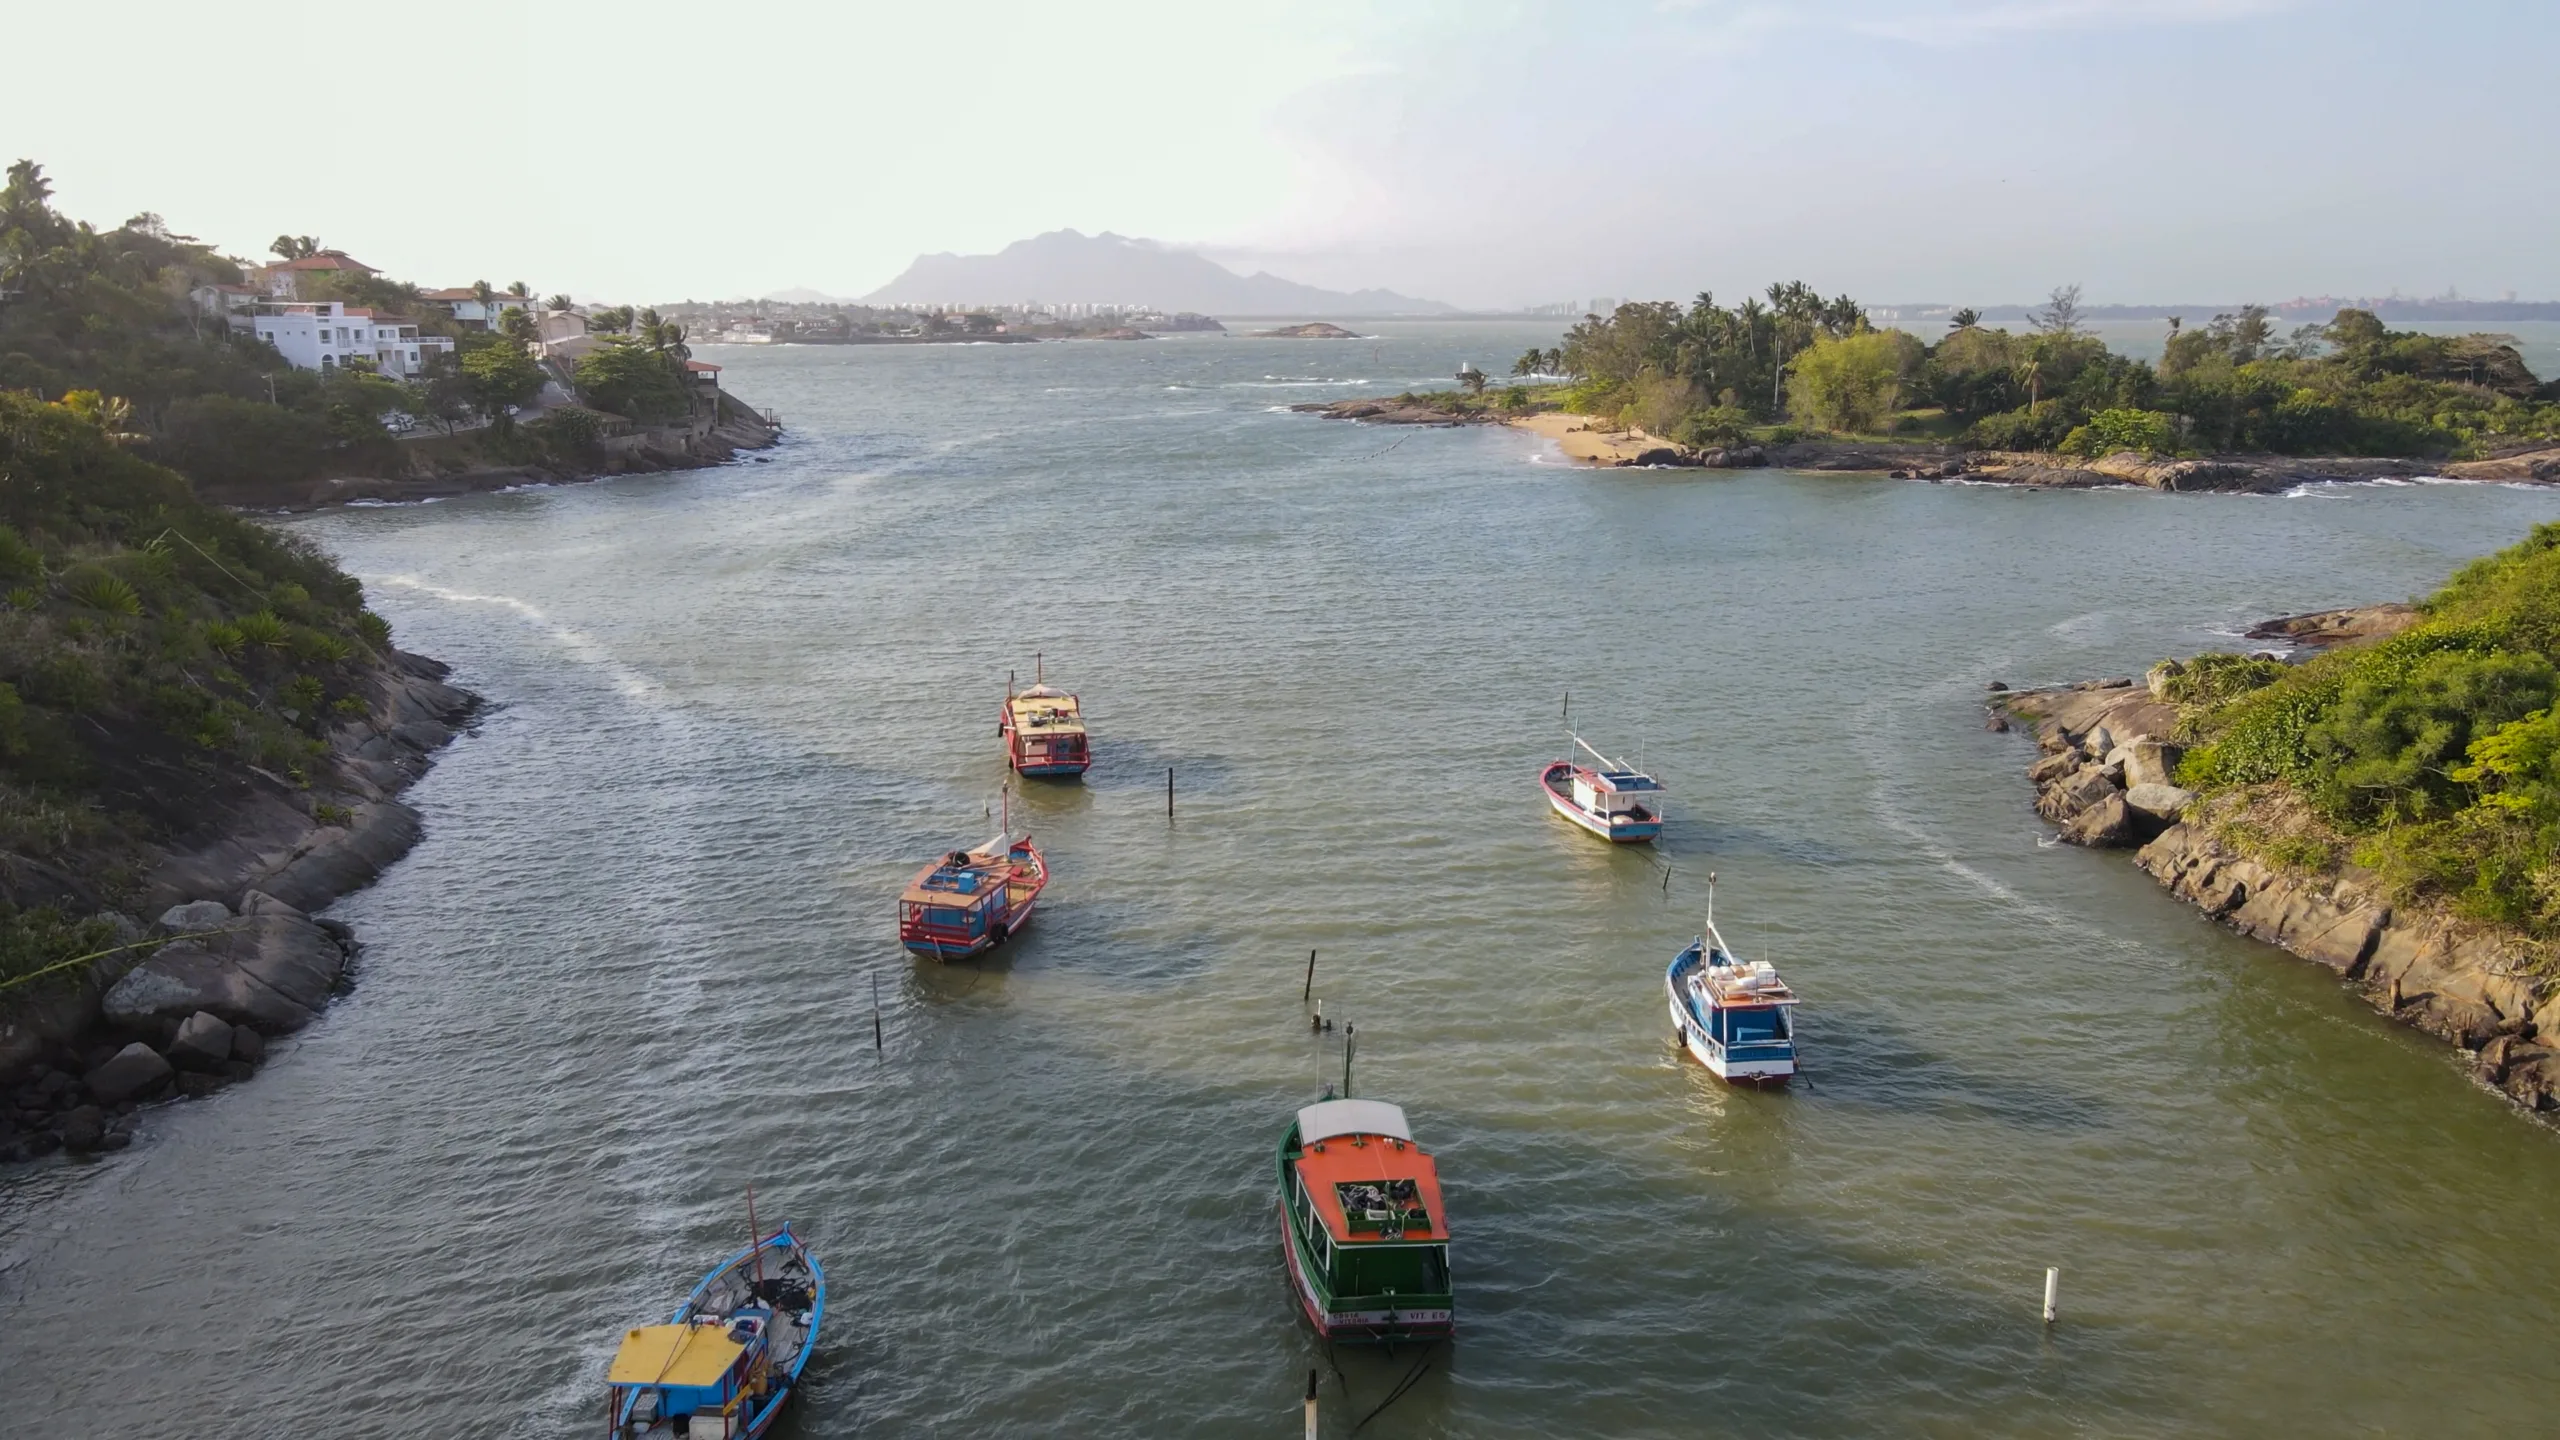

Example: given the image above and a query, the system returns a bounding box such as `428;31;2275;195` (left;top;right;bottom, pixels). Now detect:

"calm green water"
6;324;2560;1437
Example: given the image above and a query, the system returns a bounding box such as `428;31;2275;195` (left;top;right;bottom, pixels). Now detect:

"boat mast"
1035;650;1043;687
1574;734;1623;771
745;1184;765;1286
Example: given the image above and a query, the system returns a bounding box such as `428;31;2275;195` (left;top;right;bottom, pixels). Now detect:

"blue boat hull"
1667;943;1797;1083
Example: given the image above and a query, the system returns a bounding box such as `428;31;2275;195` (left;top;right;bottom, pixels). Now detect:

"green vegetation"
2174;525;2560;938
2;159;706;506
0;388;398;988
572;311;697;424
1542;280;2558;458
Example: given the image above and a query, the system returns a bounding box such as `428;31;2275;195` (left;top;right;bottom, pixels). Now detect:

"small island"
1257;322;1363;339
1295;280;2560;488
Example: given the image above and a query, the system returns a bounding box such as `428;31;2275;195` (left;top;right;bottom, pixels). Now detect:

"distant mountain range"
854;230;1453;316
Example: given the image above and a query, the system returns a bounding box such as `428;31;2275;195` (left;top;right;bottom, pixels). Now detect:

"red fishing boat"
897;796;1047;960
1000;654;1090;779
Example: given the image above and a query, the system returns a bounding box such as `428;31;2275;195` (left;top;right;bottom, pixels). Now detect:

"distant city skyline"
6;0;2552;310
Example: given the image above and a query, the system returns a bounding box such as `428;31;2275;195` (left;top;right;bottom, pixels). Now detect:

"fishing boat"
1539;734;1666;843
1665;878;1799;1083
604;1220;824;1439
1275;1097;1454;1344
897;794;1047;960
1000;655;1090;778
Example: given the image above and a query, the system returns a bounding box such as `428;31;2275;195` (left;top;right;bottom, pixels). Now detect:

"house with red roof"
258;250;379;300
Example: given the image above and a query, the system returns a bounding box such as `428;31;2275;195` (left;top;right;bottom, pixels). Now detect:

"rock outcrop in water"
2001;628;2560;1116
0;650;475;1162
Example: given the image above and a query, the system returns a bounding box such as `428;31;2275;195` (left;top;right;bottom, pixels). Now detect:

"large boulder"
2124;783;2197;823
102;910;347;1034
2062;792;2135;847
84;1043;172;1105
156;899;233;935
56;1104;105;1153
2037;765;2119;824
2122;740;2186;791
2028;749;2080;785
166;1011;235;1072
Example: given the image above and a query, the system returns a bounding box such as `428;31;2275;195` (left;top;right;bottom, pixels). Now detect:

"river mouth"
8;323;2560;1436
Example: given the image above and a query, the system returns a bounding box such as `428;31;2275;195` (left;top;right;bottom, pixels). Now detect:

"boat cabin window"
926;906;967;927
1716;1008;1789;1043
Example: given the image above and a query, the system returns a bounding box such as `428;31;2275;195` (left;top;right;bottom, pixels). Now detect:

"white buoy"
2042;1266;2059;1325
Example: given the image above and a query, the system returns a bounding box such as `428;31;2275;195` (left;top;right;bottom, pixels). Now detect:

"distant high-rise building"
1588;297;1617;315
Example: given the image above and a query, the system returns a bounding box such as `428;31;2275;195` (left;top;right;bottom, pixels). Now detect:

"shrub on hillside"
2059;407;2181;458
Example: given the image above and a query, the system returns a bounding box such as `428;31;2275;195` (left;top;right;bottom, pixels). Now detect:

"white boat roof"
1297;1098;1411;1145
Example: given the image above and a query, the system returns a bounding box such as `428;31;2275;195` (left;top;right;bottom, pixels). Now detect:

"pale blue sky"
6;0;2550;308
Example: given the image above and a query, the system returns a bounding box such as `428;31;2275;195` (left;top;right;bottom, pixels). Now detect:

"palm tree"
545;293;574;313
1947;308;1981;333
506;280;531;299
268;234;320;261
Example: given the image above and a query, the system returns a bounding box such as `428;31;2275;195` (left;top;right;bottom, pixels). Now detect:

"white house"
422;287;536;331
249;301;455;378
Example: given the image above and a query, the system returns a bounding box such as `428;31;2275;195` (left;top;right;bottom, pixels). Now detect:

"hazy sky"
8;0;2552;309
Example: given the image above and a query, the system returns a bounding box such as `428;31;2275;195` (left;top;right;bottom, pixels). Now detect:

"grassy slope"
2171;523;2560;950
0;391;400;989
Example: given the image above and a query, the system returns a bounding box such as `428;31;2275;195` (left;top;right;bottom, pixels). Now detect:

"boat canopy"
1589;769;1662;793
608;1323;744;1389
1006;688;1085;733
1297;1098;1411;1145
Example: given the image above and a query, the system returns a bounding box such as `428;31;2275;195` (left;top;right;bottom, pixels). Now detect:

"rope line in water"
1351;1350;1436;1433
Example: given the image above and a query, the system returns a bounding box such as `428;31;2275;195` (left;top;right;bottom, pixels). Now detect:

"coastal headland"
1295;397;2560;491
260;389;781;511
0;645;476;1160
1999;584;2560;1117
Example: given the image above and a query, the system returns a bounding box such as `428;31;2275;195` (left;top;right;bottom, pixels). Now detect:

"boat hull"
900;838;1049;961
1011;760;1088;779
902;897;1037;959
609;1226;825;1439
1540;763;1661;843
1278;1201;1454;1344
1666;952;1797;1084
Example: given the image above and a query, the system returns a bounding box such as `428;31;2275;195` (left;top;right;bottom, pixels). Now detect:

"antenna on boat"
745;1184;766;1287
1008;667;1015;699
1035;650;1043;686
1706;870;1717;929
1342;1023;1356;1098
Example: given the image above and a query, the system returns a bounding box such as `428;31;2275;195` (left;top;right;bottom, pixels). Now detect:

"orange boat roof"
1293;1124;1446;1244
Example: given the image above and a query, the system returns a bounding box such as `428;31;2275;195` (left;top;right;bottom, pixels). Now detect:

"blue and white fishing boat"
605;1218;825;1439
1540;734;1666;843
1665;878;1799;1084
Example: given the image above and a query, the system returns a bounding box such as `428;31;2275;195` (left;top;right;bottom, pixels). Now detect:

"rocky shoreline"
1998;620;2560;1116
213;393;782;512
1292;398;2560;491
0;650;477;1162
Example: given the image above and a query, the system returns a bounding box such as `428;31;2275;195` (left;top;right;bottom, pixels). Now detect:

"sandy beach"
1504;411;1670;465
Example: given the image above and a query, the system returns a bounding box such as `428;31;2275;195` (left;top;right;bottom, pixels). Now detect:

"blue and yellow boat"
605;1222;824;1438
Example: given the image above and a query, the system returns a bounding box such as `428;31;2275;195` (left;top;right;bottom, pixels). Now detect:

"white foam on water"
368;575;668;706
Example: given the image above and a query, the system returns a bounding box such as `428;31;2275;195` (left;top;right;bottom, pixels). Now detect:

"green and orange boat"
1275;1098;1454;1343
